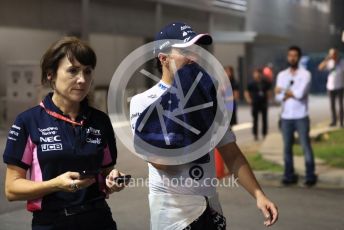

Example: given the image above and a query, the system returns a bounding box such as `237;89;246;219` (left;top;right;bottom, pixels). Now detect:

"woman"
224;65;240;126
3;37;125;230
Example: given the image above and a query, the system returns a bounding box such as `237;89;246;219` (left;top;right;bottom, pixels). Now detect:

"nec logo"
40;135;61;143
41;143;63;152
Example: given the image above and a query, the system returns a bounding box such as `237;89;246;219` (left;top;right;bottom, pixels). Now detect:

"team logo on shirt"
148;94;157;98
158;83;168;90
40;134;63;152
38;127;63;151
7;124;22;141
180;25;191;30
85;127;102;144
41;143;63;151
86;127;101;136
40;135;61;142
38;127;58;136
86;137;102;144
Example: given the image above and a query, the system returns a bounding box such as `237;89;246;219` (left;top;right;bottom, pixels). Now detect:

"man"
318;48;344;127
130;22;278;230
275;46;317;186
245;68;272;140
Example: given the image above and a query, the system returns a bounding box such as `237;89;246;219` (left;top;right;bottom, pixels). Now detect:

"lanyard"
40;102;84;126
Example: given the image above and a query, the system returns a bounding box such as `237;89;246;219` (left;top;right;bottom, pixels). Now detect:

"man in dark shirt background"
245;68;272;140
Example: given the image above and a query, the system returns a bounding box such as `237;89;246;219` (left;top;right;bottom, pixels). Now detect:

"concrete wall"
0;0;82;33
246;0;331;72
89;34;145;86
213;43;245;75
0;27;145;93
0;0;247;126
0;0;243;37
330;0;344;50
0;27;62;96
0;27;146;127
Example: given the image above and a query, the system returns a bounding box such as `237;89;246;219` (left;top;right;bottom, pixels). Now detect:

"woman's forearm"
5;177;58;201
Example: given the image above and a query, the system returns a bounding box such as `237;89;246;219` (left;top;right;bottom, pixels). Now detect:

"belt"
34;199;108;218
61;199;107;216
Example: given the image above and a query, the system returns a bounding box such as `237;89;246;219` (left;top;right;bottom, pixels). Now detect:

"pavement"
259;122;344;188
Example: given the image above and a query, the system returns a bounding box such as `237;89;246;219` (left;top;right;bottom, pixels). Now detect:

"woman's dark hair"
41;36;97;87
288;45;302;58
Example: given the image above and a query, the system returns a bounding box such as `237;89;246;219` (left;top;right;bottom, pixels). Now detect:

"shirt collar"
288;67;300;76
42;92;89;121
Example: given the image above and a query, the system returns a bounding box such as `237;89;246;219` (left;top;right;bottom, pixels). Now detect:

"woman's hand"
52;171;96;192
105;169;128;194
256;193;278;227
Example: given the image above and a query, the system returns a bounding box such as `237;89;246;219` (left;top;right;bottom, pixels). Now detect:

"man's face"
287;50;300;68
168;48;194;72
329;48;338;60
253;70;261;81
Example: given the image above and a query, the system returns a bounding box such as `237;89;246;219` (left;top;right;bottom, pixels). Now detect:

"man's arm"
233;89;240;101
285;72;311;100
318;55;330;71
218;142;278;227
274;72;285;102
244;90;252;105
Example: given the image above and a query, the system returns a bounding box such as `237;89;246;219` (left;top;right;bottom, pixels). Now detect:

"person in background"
225;65;240;126
318;48;344;127
263;63;274;84
3;37;127;230
245;68;272;141
275;45;317;187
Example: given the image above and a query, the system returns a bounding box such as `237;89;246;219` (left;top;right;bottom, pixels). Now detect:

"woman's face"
52;56;93;103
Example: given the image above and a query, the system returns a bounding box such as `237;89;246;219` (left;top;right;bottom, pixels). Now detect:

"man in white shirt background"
318;48;344;127
275;46;317;187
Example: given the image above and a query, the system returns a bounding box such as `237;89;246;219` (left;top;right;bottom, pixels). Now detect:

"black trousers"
328;88;344;126
32;202;117;230
252;104;268;137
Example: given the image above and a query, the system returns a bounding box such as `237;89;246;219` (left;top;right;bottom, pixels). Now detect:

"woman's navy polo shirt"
3;93;117;212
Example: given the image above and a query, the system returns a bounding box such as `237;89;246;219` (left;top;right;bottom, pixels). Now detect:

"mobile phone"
114;175;132;184
79;170;100;179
